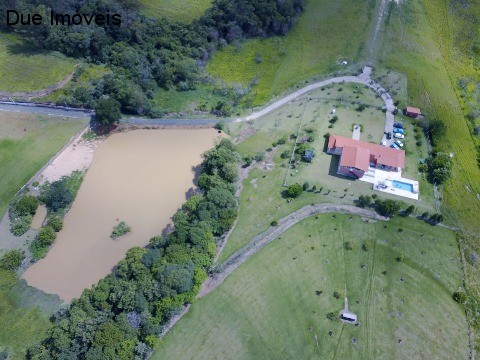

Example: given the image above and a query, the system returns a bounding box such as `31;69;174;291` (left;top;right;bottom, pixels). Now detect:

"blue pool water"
392;180;413;192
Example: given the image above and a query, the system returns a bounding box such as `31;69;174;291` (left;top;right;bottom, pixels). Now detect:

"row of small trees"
28;139;240;359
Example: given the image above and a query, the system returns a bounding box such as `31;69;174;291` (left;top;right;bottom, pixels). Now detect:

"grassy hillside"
156;215;468;359
0;112;88;218
378;0;480;235
0;33;75;93
138;0;212;22
207;0;377;105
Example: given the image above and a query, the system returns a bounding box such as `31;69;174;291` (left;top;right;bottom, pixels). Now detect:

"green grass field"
0;112;88;218
0;269;61;360
156;214;468;359
207;0;377;105
0;33;75;93
138;0;212;22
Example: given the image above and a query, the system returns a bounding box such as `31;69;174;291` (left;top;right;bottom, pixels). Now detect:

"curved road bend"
0;67;396;135
198;203;388;298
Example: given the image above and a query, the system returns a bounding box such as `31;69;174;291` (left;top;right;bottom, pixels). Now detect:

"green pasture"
0;33;75;93
156;214;468;359
0;112;88;218
138;0;212;22
207;0;377;105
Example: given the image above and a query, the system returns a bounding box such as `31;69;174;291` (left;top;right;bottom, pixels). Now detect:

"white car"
394;132;404;139
394;140;404;148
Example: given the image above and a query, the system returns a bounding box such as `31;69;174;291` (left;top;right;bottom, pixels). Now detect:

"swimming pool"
392;180;414;192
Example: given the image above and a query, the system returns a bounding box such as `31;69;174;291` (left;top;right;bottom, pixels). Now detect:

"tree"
357;195;371;208
426;152;452;184
15;195;39;216
403;205;415;216
95;98;122;125
0;249;24;270
375;199;402;217
287;183;303;198
41;179;73;212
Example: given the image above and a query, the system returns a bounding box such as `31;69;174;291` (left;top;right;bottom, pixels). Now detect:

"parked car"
393;128;404;134
394;132;404;139
394;140;404;148
381;139;387;146
390;143;400;149
394;122;403;128
386;132;392;139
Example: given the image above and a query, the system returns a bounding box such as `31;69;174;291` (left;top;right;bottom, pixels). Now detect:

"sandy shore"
39;128;101;184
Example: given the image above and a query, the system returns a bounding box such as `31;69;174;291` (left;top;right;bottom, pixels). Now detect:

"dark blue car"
394;122;403;128
386;132;392;139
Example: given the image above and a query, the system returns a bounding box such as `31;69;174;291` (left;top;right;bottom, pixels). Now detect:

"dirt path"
0;65;78;101
198;204;388;297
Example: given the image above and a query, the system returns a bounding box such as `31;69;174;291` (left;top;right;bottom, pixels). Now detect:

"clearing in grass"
155;214;468;359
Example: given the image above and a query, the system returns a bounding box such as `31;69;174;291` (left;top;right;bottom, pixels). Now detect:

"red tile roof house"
327;135;405;179
405;106;421;118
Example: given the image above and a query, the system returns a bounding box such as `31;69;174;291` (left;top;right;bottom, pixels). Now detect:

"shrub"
344;241;353;250
326;312;337;321
452;291;467;304
270;220;278;226
396;255;405;262
254;152;265;162
416;140;423;147
333;291;344;299
356;104;366;111
243;155;254;166
277;136;287;145
36;226;57;247
362;243;370;251
429;213;444;224
302;182;310;191
287;183;303;198
214;121;225;131
48;215;63;232
280;150;290;159
0;250;24;270
10;214;33;236
111;221;132;239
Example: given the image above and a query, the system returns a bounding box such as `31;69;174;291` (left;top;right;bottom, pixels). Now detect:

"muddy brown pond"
23;129;223;302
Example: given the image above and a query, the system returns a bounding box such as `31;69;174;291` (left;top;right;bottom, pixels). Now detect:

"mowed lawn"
0;33;75;92
207;0;376;105
155;215;468;359
138;0;212;22
0;112;88;218
0;270;60;359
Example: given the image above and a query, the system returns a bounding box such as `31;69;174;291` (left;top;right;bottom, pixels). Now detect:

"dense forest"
1;0;304;116
27;139;241;359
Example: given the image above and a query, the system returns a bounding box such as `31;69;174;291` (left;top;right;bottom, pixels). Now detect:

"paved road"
0;67;396;135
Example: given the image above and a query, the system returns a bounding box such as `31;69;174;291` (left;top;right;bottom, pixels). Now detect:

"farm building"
340;312;358;323
327;134;405;179
405;106;421;118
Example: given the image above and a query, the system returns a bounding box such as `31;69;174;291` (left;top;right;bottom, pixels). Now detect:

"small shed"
405;106;421;118
340;312;357;323
304;150;315;162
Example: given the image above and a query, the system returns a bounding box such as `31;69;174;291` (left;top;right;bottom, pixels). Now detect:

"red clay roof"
328;134;405;169
339;146;370;172
406;106;421;115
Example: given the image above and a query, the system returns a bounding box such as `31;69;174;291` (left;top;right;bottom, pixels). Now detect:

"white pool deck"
359;167;419;200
